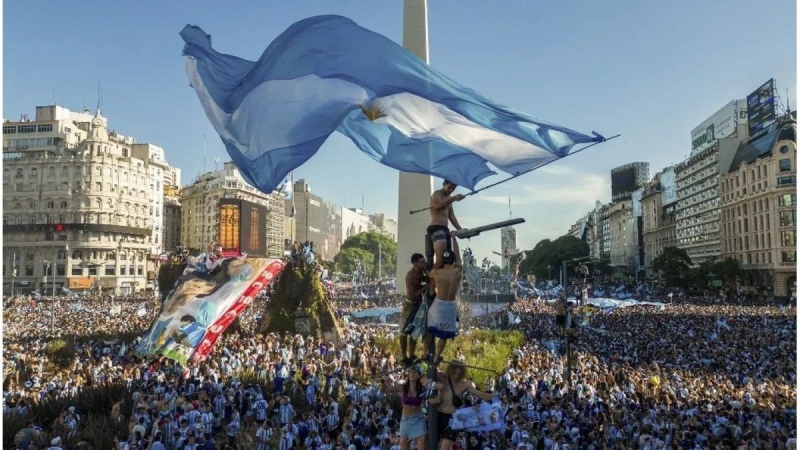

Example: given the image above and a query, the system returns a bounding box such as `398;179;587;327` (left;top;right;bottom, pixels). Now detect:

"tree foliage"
650;246;692;287
517;235;590;280
337;231;397;278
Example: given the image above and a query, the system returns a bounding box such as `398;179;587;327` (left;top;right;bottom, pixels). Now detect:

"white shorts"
427;298;459;339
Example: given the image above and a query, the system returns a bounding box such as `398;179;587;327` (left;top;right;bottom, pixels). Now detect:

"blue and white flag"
180;16;604;193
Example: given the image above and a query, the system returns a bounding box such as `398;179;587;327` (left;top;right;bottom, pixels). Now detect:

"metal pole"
426;334;438;450
52;254;56;298
11;252;16;300
378;241;382;280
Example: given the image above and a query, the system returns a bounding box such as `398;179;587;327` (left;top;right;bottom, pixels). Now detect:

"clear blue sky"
4;0;796;265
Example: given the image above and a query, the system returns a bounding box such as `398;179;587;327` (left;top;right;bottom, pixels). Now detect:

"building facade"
641;172;678;275
2;106;173;294
287;180;342;261
163;185;182;254
606;200;635;269
720;117;796;297
500;226;517;270
180;162;285;258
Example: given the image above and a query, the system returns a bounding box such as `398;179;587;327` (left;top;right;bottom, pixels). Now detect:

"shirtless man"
428;180;465;270
428;360;495;450
400;253;428;366
427;233;463;364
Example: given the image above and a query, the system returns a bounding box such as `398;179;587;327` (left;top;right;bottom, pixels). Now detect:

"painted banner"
449;401;506;432
136;257;285;364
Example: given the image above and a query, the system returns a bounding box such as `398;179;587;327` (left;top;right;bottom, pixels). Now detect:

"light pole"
43;260;54;327
547;264;552;281
11;252;17;300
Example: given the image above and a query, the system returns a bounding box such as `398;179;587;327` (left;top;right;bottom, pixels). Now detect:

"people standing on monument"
400;253;429;367
428;180;465;270
427;232;463;364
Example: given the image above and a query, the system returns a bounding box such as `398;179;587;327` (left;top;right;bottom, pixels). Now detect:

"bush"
373;329;524;386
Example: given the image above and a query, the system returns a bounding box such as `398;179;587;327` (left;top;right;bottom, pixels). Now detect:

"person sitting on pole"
427;232;463;365
401;253;428;367
428;180;464;270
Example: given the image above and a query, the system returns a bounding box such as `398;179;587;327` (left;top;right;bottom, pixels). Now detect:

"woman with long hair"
379;365;427;450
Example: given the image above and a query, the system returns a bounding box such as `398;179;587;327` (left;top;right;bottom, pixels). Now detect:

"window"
18;125;36;133
105;265;115;276
25;266;34;276
137;266;144;276
71;266;82;276
777;176;796;186
780;211;796;227
782;230;796;247
779;194;797;206
15;168;23;178
25;252;35;261
120;266;127;275
60;201;68;209
88;266;97;276
47;201;54;209
71;250;83;260
779;159;792;172
782;251;797;264
56;264;65;276
37;124;53;132
3;125;17;134
780;145;790;154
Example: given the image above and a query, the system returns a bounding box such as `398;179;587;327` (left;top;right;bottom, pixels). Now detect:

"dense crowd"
3;281;796;449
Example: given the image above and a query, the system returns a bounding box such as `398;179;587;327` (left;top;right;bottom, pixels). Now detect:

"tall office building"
500;226;517;270
676;100;749;264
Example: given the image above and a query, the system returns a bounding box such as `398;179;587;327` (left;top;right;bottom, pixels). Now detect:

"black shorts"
427;225;450;244
437;411;457;442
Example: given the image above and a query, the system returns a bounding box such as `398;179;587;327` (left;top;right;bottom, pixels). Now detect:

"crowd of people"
3;279;797;449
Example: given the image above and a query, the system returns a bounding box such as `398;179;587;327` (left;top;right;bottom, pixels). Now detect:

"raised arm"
466;382;496;403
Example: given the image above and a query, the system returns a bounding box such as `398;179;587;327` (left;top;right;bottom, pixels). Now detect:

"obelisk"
396;0;434;296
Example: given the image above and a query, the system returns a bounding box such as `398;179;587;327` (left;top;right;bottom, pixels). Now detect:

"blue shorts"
399;412;426;439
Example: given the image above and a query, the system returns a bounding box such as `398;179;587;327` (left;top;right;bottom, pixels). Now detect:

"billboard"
218;199;267;257
690;100;742;155
68;277;94;289
611;166;638;200
747;79;776;136
660;168;678;206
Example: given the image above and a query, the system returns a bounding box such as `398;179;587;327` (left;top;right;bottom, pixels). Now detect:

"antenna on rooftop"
96;80;102;113
214;157;220;171
508;196;512;220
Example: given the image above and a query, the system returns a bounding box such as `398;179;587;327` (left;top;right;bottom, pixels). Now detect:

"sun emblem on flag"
360;101;386;121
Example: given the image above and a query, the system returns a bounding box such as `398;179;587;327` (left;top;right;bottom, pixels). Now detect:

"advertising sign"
660;168;678;206
690;100;740;154
68;277;94;289
747;79;776;136
239;201;267;257
219;200;241;254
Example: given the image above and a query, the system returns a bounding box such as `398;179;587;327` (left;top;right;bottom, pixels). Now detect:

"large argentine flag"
181;16;603;193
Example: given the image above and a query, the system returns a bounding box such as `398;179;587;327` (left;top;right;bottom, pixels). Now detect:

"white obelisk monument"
396;0;434;295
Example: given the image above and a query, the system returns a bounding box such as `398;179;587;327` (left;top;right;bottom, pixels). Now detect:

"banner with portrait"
136;257;285;364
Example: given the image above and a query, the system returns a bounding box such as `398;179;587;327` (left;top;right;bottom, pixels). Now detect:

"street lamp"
43;260;55;327
547;264;552;281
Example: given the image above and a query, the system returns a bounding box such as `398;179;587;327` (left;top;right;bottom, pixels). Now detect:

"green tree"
650;246;692;287
488;264;503;278
333;247;375;276
518;235;590;280
339;231;397;278
712;257;744;288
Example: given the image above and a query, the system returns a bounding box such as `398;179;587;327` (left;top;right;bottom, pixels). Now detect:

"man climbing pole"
428;180;464;270
400;253;429;367
426;232;463;365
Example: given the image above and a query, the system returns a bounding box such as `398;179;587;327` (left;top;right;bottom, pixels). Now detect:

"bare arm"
466;383;495;402
448;207;462;230
451;235;462;268
405;271;426;301
431;191;464;212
